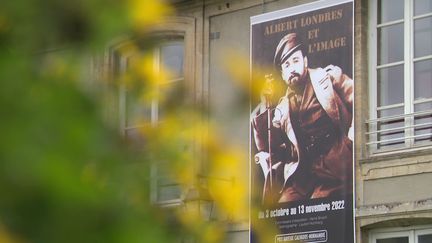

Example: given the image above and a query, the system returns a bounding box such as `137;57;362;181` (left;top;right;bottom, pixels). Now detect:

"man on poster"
251;32;353;204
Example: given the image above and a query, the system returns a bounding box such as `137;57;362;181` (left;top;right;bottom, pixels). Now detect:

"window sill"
225;220;249;233
156;198;183;208
361;144;432;164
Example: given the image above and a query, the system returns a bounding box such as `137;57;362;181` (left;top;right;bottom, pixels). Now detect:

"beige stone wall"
99;0;432;242
353;0;432;242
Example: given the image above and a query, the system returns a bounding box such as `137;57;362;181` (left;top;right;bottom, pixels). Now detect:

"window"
112;16;195;205
370;227;432;243
150;40;185;204
368;0;432;153
120;38;184;138
117;38;186;205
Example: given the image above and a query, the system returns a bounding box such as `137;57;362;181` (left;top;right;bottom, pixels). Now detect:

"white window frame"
369;226;432;243
117;42;185;206
119;37;185;135
150;38;185;205
368;0;432;154
370;230;413;243
113;16;195;206
416;228;432;243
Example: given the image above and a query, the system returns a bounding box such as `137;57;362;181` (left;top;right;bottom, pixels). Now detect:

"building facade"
101;0;432;242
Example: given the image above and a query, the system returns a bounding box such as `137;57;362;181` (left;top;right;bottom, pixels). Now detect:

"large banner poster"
250;1;354;242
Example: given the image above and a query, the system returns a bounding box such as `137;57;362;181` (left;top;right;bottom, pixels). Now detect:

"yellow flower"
0;223;22;243
221;51;281;101
207;149;248;221
128;0;173;28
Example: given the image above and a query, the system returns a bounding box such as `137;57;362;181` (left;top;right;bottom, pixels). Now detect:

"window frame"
416;228;432;243
119;36;186;135
369;226;432;243
111;16;196;206
370;230;413;243
368;0;432;154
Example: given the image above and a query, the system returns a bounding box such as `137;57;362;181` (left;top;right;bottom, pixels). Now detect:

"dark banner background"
250;2;354;243
251;2;353;106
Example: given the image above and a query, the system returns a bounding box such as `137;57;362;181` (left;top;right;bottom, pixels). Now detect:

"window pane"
160;41;184;81
376;237;408;243
418;233;432;243
125;128;147;145
414;17;432;58
415;0;432;16
378;0;404;24
377;107;405;149
157;163;182;202
414;59;432;100
158;81;183;121
378;65;404;106
414;102;432;144
124;54;152;127
158;184;182;201
126;90;151;126
378;24;404;65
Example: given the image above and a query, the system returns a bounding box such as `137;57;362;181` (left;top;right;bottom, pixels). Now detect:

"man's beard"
287;73;301;86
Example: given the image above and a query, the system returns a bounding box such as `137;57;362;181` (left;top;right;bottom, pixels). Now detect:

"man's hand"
272;96;289;129
258;74;274;113
348;126;354;141
255;151;270;178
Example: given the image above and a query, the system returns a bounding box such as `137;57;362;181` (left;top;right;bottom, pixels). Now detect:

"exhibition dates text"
258;200;345;219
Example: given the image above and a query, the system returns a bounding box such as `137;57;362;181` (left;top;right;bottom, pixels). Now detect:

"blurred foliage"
0;0;257;243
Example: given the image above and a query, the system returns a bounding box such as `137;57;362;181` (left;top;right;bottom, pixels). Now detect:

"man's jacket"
252;65;353;185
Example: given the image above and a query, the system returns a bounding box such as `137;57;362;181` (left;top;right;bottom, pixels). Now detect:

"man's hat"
273;33;303;69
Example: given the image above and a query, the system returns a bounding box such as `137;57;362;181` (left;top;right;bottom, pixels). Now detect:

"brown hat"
273;33;303;69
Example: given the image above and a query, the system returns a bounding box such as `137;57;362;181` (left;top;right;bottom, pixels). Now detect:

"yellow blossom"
128;0;173;28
